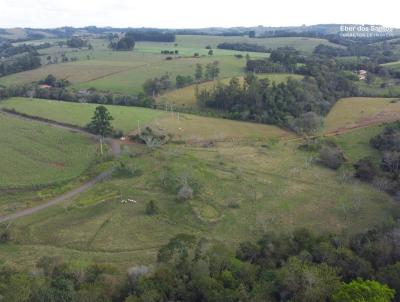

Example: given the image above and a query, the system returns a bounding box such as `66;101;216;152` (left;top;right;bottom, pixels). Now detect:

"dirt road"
0;170;113;223
0;110;122;223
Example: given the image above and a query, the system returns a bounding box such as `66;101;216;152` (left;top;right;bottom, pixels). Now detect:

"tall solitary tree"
195;64;203;82
87;106;114;155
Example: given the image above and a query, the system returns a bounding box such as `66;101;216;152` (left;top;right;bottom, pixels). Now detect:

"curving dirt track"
0;111;122;223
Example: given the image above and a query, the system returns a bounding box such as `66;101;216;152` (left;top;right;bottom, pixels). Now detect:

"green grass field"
0;93;399;271
172;35;343;53
0;35;339;95
73;55;247;94
0;129;394;270
158;73;304;108
0;98;165;133
381;60;400;72
0;112;96;188
324;97;400;133
0;97;291;140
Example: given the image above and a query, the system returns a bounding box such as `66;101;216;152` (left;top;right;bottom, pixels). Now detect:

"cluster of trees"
160;50;179;55
194;61;220;82
65;36;87;48
246;47;303;73
38;74;70;88
217;42;268;53
125;30;175;42
197;59;357;127
0;52;41;77
354;122;400;196
3;223;400;301
176;75;194;88
142;62;221;96
109;32;136;51
0;42;38;58
314;37;400;62
143;74;172;96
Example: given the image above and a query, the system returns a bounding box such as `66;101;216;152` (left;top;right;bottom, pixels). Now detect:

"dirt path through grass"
0;111;122;223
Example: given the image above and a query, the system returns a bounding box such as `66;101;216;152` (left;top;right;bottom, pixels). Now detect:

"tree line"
0;53;41;77
0;75;155;108
196;58;357;127
1;222;400;301
217;42;269;53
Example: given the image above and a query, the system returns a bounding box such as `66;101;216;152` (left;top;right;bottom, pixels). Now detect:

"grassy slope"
0;98;165;133
381;60;400;71
0;132;394;271
1;97;399;271
0;112;96;188
1;97;291;140
325;97;400;132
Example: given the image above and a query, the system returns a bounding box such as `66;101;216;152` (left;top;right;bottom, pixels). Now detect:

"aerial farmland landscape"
1;0;400;301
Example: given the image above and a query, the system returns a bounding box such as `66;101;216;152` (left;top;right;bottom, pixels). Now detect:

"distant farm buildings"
358;69;367;80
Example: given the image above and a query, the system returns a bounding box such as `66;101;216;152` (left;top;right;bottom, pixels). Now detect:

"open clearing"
0;112;96;189
0;95;398;270
0;127;394;270
325;97;400;133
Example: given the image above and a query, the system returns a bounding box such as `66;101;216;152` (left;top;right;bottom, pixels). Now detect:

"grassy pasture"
324;97;400;133
0;35;336;94
172;35;343;53
0;97;291;141
0;97;165;133
381;60;400;71
1;132;395;270
158;73;304;108
0;112;96;189
73;55;248;94
0;55;161;86
150;112;292;141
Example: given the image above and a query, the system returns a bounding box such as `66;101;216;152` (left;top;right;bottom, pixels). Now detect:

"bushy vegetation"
124;30;175;42
0;52;41;77
2;224;400;301
355;122;400;196
66;36;87;48
109;32;136;51
246;47;303;73
0;42;38;58
197;56;357;127
217;42;268;53
0;79;155;108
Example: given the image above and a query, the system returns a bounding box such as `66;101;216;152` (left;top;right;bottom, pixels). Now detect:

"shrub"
112;129;124;139
290;112;324;135
0;226;11;244
354;157;378;182
177;184;193;201
145;200;158;215
113;162;141;178
319;146;346;169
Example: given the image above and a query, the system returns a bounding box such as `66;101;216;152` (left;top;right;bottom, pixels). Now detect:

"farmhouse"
358;69;367;80
38;84;52;89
